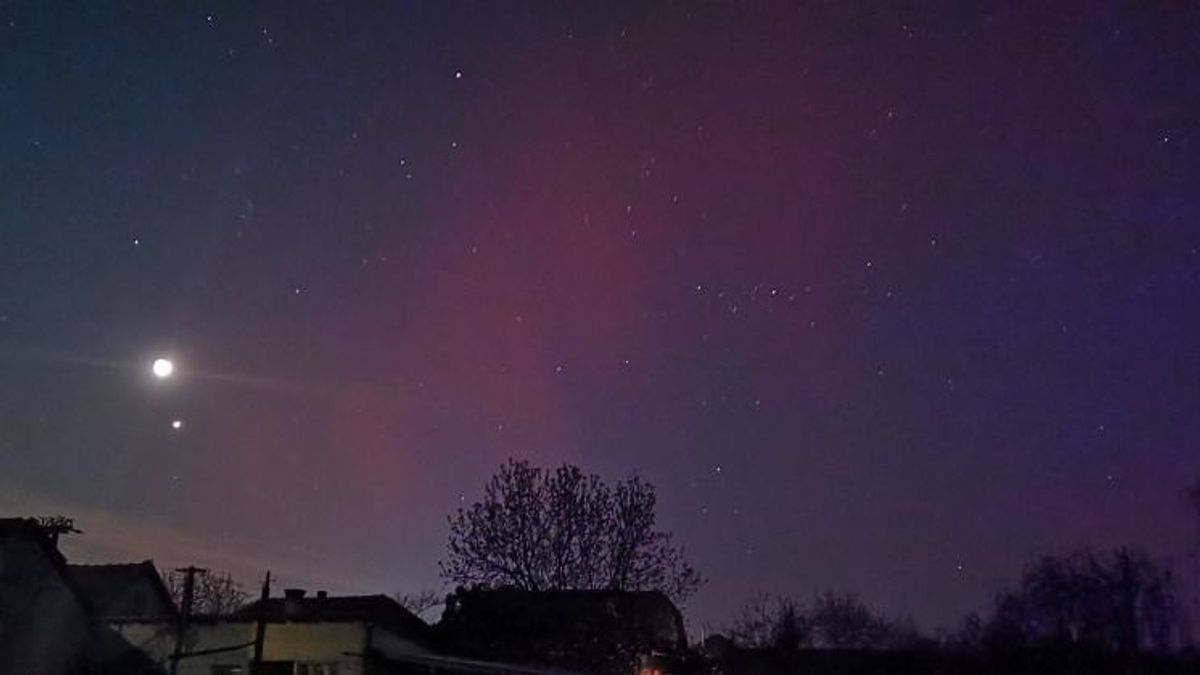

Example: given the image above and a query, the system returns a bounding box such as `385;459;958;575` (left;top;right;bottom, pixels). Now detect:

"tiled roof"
231;594;429;638
66;561;177;621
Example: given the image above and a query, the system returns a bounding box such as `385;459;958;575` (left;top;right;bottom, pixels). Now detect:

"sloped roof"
231;593;429;638
66;561;177;621
0;519;166;673
0;518;66;564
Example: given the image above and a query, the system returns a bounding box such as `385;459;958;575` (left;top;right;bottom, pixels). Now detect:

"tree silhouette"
982;547;1179;653
807;592;898;649
161;568;249;617
441;460;702;602
946;611;985;652
395;588;443;618
728;594;811;651
727;592;915;651
1189;479;1200;540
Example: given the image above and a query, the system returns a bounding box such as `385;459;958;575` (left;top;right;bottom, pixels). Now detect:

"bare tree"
728;594;781;649
728;594;810;651
945;611;985;652
982;547;1179;653
162;568;249;617
727;592;917;652
441;460;703;602
395;589;443;618
807;592;896;649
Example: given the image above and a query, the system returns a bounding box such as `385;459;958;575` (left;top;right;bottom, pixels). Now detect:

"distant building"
0;518;163;675
435;588;688;675
116;587;433;675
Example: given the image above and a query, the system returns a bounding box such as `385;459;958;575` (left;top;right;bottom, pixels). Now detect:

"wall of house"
111;620;424;675
186;621;258;675
113;621;256;674
0;535;96;675
262;622;368;674
370;626;427;660
111;621;176;662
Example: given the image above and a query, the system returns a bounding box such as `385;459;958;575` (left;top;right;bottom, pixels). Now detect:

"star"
8;1;1197;637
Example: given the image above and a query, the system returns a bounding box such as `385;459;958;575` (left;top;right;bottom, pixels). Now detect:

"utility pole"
170;565;206;675
252;570;271;673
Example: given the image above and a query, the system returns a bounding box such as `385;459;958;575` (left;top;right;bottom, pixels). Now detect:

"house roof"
231;593;429;638
66;561;177;621
0;519;166;673
0;518;66;564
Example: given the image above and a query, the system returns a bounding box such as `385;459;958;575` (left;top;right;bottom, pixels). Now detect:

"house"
435;588;688;675
115;587;433;675
229;588;432;674
0;518;163;675
66;561;180;667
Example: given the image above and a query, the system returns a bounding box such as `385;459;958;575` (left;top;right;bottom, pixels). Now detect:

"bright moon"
152;358;175;378
171;419;183;430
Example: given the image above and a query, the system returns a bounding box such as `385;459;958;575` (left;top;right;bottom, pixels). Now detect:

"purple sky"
2;2;1199;632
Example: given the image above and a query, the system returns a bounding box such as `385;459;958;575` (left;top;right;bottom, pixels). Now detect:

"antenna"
36;516;81;545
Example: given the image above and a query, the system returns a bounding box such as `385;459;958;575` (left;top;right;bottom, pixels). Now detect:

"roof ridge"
251;593;395;601
67;561;155;568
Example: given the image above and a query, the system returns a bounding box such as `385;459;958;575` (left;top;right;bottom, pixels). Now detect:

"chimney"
316;590;328;600
283;588;306;600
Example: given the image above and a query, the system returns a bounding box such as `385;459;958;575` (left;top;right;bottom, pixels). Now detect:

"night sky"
3;3;1199;632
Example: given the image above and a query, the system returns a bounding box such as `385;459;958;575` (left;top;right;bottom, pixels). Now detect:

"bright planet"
151;358;174;379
